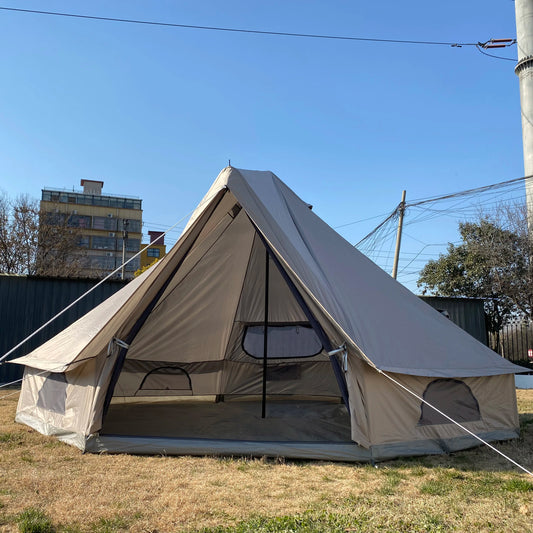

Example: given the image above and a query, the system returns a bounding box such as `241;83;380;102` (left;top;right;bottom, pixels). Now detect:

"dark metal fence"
0;275;128;385
489;319;533;369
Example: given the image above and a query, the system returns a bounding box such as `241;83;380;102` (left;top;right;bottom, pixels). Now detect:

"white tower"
515;0;533;228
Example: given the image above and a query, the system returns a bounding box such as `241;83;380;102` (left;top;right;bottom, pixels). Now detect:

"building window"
125;257;141;271
129;220;142;232
68;214;91;229
147;248;160;258
125;238;140;252
77;235;90;248
43;212;67;226
93;216;117;231
91;255;117;270
118;219;142;233
91;236;117;250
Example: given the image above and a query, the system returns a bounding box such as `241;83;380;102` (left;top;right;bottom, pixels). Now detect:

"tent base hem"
15;411;86;451
84;429;519;462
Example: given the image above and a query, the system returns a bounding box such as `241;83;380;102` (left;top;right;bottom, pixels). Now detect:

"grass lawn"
0;390;532;532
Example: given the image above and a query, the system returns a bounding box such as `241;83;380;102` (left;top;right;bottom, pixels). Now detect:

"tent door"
101;189;227;417
255;228;350;413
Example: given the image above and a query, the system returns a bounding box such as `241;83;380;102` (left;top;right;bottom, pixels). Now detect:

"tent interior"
101;191;351;443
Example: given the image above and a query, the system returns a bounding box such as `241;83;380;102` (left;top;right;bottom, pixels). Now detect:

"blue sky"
0;1;524;290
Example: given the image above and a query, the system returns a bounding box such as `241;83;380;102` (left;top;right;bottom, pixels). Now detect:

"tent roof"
12;167;523;377
195;168;521;377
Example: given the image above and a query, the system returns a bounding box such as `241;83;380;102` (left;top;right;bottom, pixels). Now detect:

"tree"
0;192;85;277
417;204;533;337
134;258;160;277
0;193;40;275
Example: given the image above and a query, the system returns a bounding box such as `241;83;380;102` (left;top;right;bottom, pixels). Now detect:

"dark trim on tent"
251;223;350;413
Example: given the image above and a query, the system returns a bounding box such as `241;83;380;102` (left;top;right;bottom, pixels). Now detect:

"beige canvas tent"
12;167;523;461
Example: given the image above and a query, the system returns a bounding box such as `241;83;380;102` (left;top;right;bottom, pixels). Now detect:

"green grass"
0;431;24;446
16;508;54;533
89;516;131;533
196;511;369;533
377;469;405;495
503;479;533;492
194;509;455;533
419;479;452;496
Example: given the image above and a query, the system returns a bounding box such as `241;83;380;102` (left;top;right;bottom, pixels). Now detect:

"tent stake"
262;248;270;418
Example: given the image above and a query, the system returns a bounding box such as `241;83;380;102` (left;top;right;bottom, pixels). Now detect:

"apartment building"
40;179;142;279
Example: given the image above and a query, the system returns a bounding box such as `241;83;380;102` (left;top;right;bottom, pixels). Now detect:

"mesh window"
137;367;192;396
243;324;323;359
37;373;67;414
419;379;481;426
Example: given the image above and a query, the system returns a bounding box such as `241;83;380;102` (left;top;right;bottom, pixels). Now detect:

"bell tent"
12;167;523;461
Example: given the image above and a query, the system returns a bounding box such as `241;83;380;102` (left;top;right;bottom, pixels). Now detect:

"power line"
0;6;500;48
354;174;529;270
406;175;531;208
143;220;183;233
334;211;393;229
476;44;516;62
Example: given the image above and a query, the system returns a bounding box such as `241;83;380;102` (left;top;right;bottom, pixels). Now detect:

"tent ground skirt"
87;434;372;461
85;429;520;462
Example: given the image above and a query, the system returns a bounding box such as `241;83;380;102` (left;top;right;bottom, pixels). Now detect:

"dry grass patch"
0;390;532;532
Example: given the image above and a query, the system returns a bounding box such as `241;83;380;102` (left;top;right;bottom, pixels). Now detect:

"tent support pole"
251;224;350;414
262;248;270;418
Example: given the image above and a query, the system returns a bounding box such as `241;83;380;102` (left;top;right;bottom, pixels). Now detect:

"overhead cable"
406;174;532;208
354;174;530;253
476;44;516;62
0;6;509;48
354;209;398;248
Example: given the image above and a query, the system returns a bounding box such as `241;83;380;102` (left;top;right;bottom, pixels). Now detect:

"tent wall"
15;354;110;449
124;195;256;366
360;367;519;447
345;354;372;448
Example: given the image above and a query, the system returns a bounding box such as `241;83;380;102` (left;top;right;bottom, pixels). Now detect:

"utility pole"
391;190;406;280
515;0;533;229
121;219;129;280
